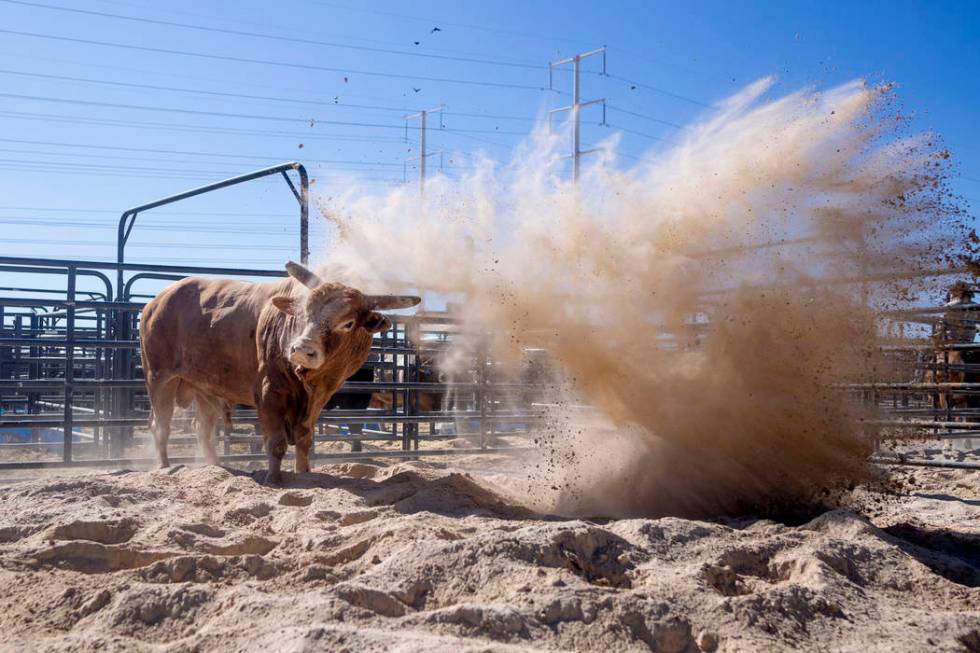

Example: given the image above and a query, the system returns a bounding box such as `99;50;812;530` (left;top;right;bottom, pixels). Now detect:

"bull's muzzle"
288;341;323;369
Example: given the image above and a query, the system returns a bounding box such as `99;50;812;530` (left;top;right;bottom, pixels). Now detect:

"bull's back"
141;277;285;405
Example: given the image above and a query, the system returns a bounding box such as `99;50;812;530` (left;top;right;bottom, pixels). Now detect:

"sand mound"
0;464;977;651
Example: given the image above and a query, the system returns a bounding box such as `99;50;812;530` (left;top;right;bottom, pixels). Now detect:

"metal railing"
0;256;546;469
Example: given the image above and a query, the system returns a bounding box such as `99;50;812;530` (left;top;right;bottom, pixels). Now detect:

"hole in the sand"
278;492;314;507
700;546;786;596
883;523;980;587
0;525;36;543
47;519;139;545
535;528;634;589
958;630;980;653
141;554;278;583
31;541;177;574
179;523;226;538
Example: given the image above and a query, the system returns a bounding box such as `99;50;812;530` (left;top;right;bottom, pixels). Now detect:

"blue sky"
0;0;977;295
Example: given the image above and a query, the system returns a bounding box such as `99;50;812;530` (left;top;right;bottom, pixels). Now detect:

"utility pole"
549;47;606;183
404;105;445;195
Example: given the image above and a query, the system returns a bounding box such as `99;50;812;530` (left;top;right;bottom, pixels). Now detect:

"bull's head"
271;261;420;371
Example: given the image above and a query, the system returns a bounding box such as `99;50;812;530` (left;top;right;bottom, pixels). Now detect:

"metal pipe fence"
0;255;548;469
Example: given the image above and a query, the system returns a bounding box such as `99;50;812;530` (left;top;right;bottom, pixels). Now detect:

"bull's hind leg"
193;395;222;466
146;376;179;468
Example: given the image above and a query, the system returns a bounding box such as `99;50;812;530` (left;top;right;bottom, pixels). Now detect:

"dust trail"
313;78;972;518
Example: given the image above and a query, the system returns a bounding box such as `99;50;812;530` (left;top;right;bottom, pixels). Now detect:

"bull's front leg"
295;394;331;474
294;423;314;474
257;394;288;486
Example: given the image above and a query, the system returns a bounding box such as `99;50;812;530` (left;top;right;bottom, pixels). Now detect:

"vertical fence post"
63;266;76;464
478;342;487;450
406;318;419;451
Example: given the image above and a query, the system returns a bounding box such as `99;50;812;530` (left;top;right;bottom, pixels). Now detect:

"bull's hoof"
264;471;284;487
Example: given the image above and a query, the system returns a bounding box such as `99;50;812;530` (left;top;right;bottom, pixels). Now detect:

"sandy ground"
0;457;977;652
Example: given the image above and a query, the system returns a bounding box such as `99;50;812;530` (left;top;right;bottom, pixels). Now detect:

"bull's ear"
271;296;296;315
362;311;392;334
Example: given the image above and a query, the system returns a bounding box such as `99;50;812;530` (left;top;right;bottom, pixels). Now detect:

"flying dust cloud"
313;78;972;518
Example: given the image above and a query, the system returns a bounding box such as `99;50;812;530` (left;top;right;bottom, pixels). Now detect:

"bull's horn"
365;295;422;310
285;260;323;289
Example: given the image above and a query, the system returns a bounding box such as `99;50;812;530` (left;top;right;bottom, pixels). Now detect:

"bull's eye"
339;319;355;332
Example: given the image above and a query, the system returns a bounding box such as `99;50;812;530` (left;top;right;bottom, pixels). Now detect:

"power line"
1;4;711;127
9;254;293;265
437;129;514;151
0;161;405;184
0;146;401;169
0;69;417;115
0;218;303;235
309;0;592;49
94;0;544;68
606;123;675;143
0;91;533;135
0;28;547;91
0;109;409;143
0;157;318;176
0;92;409;129
0;0;545;71
0;205;296;216
0;236;295;250
0;46;422;108
0;156;413;178
604;73;711;108
606;104;683;129
0;160;402;181
0;68;569;125
0;146;453;173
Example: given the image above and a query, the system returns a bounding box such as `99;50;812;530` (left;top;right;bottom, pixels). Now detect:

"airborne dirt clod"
0;463;977;652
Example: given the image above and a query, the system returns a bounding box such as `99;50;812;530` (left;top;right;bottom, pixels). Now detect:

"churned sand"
0;460;976;652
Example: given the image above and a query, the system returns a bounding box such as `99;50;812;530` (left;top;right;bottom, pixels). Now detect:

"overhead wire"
0;91;533;135
0;218;305;236
0;28;548;91
2;3;711;112
0;69;602;125
0;109;409;142
0;0;546;71
604;73;711;107
0;236;295;250
91;0;543;67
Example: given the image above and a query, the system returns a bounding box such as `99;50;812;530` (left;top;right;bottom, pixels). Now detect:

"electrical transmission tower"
404;105;445;194
549;47;607;182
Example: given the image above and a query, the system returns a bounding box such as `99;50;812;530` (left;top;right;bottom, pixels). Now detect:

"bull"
140;261;419;484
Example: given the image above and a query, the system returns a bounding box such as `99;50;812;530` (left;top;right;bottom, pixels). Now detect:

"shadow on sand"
204;463;541;521
883;522;980;588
